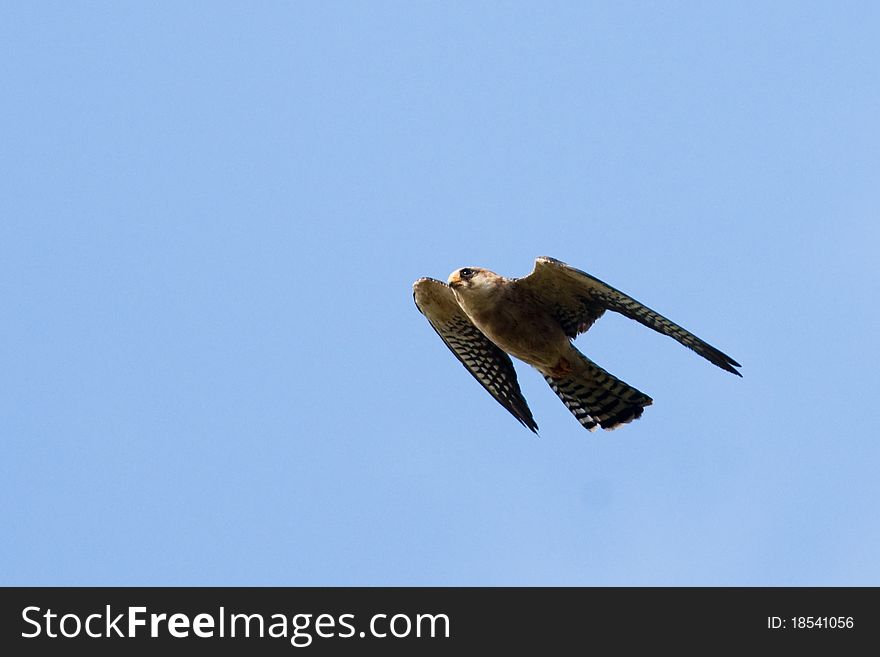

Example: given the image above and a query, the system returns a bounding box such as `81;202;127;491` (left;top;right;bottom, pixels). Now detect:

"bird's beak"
447;272;461;288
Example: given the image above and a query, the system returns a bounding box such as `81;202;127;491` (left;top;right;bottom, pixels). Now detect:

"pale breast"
463;291;569;369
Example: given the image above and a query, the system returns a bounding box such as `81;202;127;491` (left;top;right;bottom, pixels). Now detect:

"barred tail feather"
544;351;653;431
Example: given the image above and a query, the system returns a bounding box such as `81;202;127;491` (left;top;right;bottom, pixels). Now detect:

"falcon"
413;256;741;432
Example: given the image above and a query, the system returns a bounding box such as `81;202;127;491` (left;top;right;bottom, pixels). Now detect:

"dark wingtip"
706;347;742;377
518;415;540;434
721;357;743;377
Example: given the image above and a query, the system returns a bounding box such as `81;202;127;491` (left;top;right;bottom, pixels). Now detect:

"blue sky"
2;2;878;585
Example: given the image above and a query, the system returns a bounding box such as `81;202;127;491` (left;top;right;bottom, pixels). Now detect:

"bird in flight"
413;256;741;432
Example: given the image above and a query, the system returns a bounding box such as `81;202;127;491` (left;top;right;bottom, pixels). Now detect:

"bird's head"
447;267;501;296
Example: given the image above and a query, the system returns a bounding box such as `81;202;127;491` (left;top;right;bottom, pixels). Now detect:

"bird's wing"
413;277;539;432
514;256;742;376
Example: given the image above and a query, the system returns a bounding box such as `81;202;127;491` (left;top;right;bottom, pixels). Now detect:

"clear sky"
2;2;878;586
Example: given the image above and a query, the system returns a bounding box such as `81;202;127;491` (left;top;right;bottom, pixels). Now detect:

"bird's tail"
543;348;653;431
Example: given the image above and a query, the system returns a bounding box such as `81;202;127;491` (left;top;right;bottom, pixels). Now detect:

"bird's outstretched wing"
515;256;742;376
413;277;539;432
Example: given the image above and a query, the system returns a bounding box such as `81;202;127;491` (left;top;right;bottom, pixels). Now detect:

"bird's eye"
459;268;474;279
